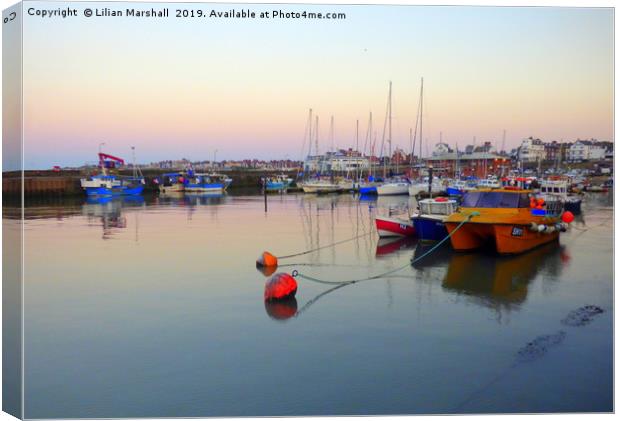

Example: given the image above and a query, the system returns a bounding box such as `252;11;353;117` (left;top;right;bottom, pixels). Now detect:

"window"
461;191;525;208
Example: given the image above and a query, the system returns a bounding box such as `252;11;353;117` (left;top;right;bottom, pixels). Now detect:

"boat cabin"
461;190;531;208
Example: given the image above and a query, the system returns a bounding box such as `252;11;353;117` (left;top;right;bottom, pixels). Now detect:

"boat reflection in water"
375;236;417;257
82;196;145;240
442;242;567;307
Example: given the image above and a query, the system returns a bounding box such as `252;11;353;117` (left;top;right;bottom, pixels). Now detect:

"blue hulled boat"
411;198;458;242
80;151;145;197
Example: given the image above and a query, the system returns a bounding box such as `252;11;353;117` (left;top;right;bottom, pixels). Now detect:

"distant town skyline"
11;3;614;169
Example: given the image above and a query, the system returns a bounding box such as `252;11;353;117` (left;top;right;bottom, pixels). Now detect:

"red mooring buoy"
264;273;298;301
256;251;278;268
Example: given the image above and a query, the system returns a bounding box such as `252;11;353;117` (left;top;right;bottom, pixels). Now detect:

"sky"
16;2;614;169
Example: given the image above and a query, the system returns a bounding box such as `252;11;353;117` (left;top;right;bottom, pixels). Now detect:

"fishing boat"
411;197;458;241
444;189;567;255
375;213;415;237
206;172;233;191
185;173;225;193
80;150;145;197
265;174;293;192
539;178;582;215
157;172;186;194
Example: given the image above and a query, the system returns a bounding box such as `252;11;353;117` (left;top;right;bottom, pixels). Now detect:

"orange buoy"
256;264;277;277
561;211;574;224
256;251;278;268
264;273;298;301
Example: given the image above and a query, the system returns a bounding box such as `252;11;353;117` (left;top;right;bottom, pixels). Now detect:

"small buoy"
264;273;298;301
561;211;574;224
256;251;278;268
537;224;546;233
256;264;277;277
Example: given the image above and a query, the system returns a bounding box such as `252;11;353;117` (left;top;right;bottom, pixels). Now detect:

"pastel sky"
20;2;613;168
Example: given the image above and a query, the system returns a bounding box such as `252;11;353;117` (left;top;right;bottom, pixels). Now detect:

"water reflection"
376;236;417;257
82;196;145;240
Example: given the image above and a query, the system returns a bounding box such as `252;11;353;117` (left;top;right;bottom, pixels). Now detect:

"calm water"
9;191;614;417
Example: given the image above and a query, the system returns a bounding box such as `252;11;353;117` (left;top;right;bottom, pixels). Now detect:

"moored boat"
377;179;411;196
411;197;458;242
265;174;293;192
157;172;186;194
408;178;444;196
444;189;567;255
375;214;415;237
299;179;343;194
80;151;145;197
185;173;225;193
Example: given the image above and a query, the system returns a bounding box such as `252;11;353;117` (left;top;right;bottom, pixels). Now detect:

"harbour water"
9;191;614;417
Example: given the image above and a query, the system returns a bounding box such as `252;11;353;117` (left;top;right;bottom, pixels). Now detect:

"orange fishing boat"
444;189;568;255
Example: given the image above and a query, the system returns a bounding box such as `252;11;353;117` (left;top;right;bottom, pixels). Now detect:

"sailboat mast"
419;78;424;164
308;108;313;158
388;80;392;167
356;119;359;181
315;116;319;173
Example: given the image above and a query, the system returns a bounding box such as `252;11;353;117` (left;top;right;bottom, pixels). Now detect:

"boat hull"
85;185;144;197
159;184;184;194
444;222;559;255
377;184;410;196
301;184;342;194
359;186;378;195
564;200;582;215
375;215;415;237
265;181;290;191
412;216;449;242
185;183;224;193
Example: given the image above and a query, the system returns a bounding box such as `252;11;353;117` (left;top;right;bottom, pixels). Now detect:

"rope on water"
293;212;478;285
277;231;373;260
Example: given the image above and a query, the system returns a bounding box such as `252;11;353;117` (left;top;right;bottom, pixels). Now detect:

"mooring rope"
293;212;479;285
277;231;373;260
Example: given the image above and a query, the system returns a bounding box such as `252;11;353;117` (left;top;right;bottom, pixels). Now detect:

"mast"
307;108;313;158
315;116;319;174
355;119;359;181
388;81;392;169
419;77;424;164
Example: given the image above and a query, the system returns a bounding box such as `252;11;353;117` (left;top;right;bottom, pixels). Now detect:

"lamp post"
428;163;434;197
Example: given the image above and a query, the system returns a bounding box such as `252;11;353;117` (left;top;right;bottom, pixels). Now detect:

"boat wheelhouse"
539;178;582;215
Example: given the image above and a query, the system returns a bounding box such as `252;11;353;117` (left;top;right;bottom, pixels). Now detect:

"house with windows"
518;137;545;163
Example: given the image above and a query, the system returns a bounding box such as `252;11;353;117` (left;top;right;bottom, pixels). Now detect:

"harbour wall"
3;169;300;197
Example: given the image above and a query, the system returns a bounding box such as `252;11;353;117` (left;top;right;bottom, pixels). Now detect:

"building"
518;137;545;163
433;142;453;156
303;150;370;174
544;141;561;162
426;151;507;178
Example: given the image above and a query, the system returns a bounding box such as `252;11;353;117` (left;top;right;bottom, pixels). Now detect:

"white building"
304;151;370;174
518;137;545;163
433;142;453;156
567;140;608;162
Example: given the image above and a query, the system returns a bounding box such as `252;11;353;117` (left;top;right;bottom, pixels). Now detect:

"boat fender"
537;224;546;233
561;211;574;224
256;251;278;268
545;225;555;233
529;222;539;232
264;273;298;301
